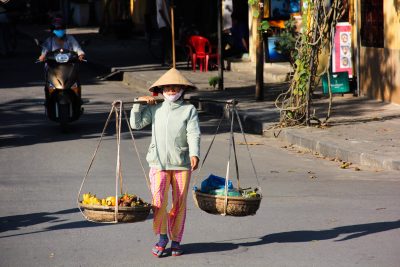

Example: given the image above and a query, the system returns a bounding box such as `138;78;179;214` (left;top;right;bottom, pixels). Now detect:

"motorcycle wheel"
59;104;70;132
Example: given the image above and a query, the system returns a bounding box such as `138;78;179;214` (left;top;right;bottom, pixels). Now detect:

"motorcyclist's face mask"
53;29;66;38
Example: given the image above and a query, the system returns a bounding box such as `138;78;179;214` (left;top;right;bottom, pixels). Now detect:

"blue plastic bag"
200;174;233;193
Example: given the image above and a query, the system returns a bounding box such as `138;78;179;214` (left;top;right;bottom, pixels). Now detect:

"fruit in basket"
119;195;139;206
106;196;116;206
130;194;138;202
118;193;139;206
131;197;145;207
82;193;101;205
247;192;258;198
86;195;100;205
81;192;149;207
121;193;131;202
130;199;144;207
91;197;101;205
82;192;92;204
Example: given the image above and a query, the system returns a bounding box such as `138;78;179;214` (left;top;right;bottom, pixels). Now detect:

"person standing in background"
224;13;249;59
156;0;171;66
222;0;233;32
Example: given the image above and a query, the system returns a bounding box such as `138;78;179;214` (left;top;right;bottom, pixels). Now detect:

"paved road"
1;34;400;267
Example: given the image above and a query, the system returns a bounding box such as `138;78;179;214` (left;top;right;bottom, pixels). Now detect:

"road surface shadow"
0;207;153;238
0;98;231;148
182;219;400;255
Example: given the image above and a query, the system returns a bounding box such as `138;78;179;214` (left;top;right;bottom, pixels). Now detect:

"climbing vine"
248;0;270;33
274;0;347;127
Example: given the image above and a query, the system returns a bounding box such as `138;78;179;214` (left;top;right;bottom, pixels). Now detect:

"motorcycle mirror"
34;38;42;47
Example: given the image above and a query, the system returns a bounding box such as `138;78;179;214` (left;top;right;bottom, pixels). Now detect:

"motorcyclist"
38;15;85;62
38;15;85;105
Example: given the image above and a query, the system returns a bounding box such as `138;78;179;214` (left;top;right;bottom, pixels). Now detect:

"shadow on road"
0;98;229;148
183;219;400;255
0;98;127;148
0;208;78;234
0;207;153;238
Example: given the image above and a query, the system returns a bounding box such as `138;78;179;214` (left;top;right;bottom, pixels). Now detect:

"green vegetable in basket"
209;188;242;197
241;187;261;198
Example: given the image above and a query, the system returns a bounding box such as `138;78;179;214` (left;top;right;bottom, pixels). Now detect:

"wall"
360;48;400;103
359;0;400;104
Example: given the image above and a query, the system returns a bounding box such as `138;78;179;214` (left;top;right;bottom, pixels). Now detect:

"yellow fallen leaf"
340;162;352;169
238;142;263;145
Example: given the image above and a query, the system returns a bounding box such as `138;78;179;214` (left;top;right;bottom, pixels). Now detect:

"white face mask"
163;89;183;102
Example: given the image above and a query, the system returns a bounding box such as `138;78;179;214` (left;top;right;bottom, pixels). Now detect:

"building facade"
356;0;400;104
247;0;400;104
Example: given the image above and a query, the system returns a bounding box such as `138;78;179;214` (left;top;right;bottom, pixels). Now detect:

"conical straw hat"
149;68;197;92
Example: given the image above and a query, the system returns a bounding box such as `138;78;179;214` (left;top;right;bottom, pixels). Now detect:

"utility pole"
170;0;176;68
255;1;264;101
217;0;224;90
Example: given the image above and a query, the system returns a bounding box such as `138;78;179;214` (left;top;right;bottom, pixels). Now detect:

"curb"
267;129;400;171
123;71;152;89
87;60;111;76
188;98;400;171
229;61;291;83
186;96;267;135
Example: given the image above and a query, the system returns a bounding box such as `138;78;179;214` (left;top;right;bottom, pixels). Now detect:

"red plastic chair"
186;35;218;72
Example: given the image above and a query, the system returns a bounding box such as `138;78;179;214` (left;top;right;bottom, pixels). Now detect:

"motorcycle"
40;48;84;127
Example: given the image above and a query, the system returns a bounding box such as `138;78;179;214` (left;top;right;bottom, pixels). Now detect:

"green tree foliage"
275;0;347;126
274;18;298;67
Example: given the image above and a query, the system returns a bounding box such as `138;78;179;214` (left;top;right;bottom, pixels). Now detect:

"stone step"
228;61;292;83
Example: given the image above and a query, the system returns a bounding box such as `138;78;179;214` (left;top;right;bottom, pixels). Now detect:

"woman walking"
130;68;201;257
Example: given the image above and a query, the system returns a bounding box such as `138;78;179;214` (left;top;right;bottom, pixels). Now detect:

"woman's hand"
191;156;199;171
38;54;46;62
138;96;157;105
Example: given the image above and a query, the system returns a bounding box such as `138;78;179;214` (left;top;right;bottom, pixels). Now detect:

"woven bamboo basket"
79;203;152;223
192;190;262;216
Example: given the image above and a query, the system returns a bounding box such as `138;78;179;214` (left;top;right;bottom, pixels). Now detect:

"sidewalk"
123;67;400;171
19;25;400;171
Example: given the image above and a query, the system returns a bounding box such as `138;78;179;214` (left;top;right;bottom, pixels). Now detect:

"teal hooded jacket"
130;99;201;170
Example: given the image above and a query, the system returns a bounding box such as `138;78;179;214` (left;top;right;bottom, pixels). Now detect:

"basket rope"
233;107;261;189
77;100;152;223
114;100;122;222
77;103;116;223
223;104;236;215
193;107;226;186
122;106;152;193
193;101;261;216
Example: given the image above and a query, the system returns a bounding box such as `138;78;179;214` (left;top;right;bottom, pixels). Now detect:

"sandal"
171;246;183;256
151;245;166;258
